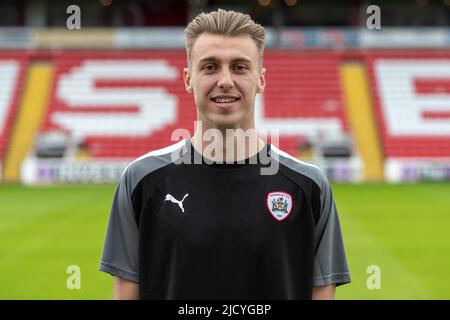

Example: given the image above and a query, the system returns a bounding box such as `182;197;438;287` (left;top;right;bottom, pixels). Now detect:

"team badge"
266;191;293;221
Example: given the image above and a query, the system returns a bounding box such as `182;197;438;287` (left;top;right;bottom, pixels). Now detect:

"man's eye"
234;65;247;72
204;65;216;72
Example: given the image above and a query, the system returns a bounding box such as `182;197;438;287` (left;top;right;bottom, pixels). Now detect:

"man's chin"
211;121;240;131
207;114;243;130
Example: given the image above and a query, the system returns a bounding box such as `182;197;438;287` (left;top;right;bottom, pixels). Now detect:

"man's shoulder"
270;144;328;190
121;139;187;188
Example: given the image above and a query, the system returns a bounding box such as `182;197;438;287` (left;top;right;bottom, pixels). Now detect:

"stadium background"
0;0;449;299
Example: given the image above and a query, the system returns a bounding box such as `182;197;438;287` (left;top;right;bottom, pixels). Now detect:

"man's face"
183;33;266;130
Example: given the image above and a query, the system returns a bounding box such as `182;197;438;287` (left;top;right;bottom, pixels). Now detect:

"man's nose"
217;69;234;90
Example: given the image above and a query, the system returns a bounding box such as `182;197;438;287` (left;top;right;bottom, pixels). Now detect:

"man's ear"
257;67;266;93
183;67;193;94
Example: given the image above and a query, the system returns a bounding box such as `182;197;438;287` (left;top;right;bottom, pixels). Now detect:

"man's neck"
190;128;266;163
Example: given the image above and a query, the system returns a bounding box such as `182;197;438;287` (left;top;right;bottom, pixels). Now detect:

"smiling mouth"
211;97;240;104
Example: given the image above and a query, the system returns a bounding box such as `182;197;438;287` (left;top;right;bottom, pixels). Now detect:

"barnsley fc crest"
266;191;293;221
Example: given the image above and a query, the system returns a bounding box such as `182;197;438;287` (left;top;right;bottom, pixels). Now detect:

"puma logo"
164;193;189;213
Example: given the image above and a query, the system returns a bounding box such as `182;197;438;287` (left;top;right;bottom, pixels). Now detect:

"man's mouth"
211;96;240;106
213;97;238;103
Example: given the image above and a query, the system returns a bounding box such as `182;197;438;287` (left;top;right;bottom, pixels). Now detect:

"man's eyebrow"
231;57;253;64
197;57;218;65
198;56;253;65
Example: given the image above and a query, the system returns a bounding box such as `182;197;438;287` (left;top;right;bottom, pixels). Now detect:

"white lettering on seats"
53;60;178;138
375;60;450;136
0;61;19;137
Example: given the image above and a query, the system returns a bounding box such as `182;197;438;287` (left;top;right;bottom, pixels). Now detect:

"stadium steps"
2;63;53;183
340;62;384;181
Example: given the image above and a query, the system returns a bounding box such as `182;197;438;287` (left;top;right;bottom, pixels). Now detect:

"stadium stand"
39;50;349;159
3;47;450;183
1;23;449;183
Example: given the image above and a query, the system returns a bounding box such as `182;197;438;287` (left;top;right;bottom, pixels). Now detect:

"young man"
99;9;350;300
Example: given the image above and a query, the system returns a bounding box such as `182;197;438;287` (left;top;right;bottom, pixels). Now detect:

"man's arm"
312;284;336;300
113;276;139;300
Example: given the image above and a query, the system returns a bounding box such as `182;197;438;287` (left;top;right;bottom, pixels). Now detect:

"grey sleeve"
313;172;351;287
99;168;139;283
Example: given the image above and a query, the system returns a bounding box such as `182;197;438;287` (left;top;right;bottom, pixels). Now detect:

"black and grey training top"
99;139;350;299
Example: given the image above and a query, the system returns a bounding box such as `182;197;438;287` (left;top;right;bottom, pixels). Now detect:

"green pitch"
0;183;449;299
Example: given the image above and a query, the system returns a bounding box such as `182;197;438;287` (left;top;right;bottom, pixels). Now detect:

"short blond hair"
184;9;265;67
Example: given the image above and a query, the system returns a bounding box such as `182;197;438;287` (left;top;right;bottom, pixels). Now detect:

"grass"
334;183;450;299
0;182;449;299
0;184;114;299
